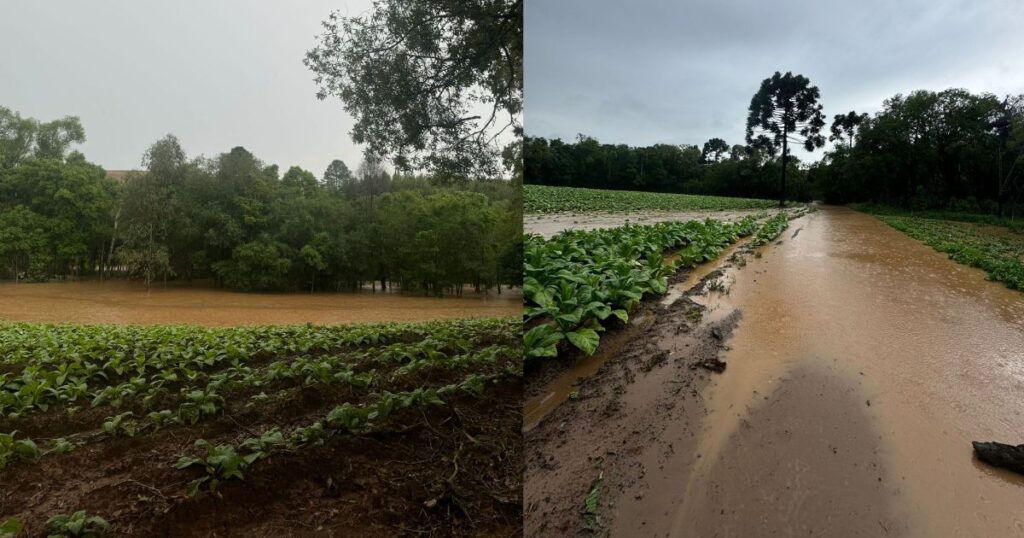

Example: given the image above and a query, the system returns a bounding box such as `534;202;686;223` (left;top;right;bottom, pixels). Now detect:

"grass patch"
850;203;1024;234
861;211;1024;291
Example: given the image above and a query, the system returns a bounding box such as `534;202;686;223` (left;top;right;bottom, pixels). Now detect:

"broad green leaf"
566;328;600;356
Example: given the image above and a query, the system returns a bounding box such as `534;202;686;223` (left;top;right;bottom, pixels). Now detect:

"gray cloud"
525;0;1024;159
0;0;375;175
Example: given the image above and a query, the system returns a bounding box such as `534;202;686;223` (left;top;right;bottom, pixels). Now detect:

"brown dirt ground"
1;338;522;537
523;254;746;536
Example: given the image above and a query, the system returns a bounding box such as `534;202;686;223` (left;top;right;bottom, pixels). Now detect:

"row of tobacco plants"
524;185;786;213
523;211;798;361
0;317;521;535
524;215;758;360
870;213;1024;290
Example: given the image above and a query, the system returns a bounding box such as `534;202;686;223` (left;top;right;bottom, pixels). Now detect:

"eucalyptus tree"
322;159;353;191
746;71;826;206
0;107;85;168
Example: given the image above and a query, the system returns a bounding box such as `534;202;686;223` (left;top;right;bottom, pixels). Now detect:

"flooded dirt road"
0;280;521;326
526;206;1024;537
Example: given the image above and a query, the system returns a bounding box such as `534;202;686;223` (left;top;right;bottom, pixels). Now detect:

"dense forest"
810;90;1024;215
526;87;1024;216
523;134;814;202
0;107;522;294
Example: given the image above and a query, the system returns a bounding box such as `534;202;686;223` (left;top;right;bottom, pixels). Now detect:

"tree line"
523;135;815;202
810;90;1024;216
527;72;1024;216
0;107;522;294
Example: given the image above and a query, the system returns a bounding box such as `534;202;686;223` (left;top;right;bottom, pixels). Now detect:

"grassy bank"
857;208;1024;291
850;203;1024;234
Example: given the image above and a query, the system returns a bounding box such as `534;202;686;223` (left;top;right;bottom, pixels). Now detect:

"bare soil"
523;250;748;536
0;333;522;537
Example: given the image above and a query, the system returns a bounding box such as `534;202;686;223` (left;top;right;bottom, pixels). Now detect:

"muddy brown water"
523;209;786;238
616;206;1024;536
0;280;521;326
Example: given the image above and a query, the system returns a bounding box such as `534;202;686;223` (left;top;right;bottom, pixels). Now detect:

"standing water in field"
647;206;1024;536
0;280;521;326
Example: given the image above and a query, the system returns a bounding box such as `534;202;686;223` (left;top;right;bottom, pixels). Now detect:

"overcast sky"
525;0;1024;160
0;0;372;175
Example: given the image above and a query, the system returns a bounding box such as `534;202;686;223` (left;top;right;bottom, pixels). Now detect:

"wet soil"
0;280;521;326
0;329;522;537
524;209;785;239
525;206;1024;537
523;251;747;536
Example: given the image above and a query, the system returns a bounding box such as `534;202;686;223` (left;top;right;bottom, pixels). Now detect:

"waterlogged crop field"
524;185;785;213
0;318;521;536
523;213;793;361
870;214;1024;290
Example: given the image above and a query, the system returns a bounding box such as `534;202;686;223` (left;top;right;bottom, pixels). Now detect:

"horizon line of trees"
0;107;522;295
810;89;1024;216
526;76;1024;217
523;134;814;202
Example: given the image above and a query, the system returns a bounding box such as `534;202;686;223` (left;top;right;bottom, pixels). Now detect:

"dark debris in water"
972;441;1024;475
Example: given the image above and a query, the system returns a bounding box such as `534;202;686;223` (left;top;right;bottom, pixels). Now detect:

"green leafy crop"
45;511;110;537
866;212;1024;290
175;440;251;497
0;432;39;469
523;217;759;359
524;185;783;213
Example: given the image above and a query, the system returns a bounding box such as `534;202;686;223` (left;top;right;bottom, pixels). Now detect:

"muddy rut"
526;206;1024;537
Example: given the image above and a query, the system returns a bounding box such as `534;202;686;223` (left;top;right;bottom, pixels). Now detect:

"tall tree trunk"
106;205;121;280
998;145;1005;218
780;131;788;207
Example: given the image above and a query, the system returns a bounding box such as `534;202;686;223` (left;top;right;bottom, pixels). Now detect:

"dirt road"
525;206;1024;537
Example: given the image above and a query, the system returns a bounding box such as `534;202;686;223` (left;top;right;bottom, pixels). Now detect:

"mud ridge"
523;247;755;536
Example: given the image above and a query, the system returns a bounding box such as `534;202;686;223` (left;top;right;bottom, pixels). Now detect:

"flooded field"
523;208;787;238
525;206;1024;537
0;280;521;326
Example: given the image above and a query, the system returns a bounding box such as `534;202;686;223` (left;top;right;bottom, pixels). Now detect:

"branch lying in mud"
691;357;727;373
972;441;1024;475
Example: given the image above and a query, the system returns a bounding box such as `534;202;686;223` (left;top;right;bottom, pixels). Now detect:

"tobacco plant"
45;511;110;537
0;432;39;469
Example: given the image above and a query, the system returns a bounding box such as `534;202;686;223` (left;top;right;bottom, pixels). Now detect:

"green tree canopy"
746;71;826;205
305;0;523;178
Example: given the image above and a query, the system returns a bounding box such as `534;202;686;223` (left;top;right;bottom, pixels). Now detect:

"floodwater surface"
665;207;1024;536
524;209;782;238
0;280;521;326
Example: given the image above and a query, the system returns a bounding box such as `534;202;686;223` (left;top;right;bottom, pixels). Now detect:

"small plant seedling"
101;412;137;437
582;471;604;532
0;432;39;469
45;511;110;537
175;440;248;497
0;518;22;538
